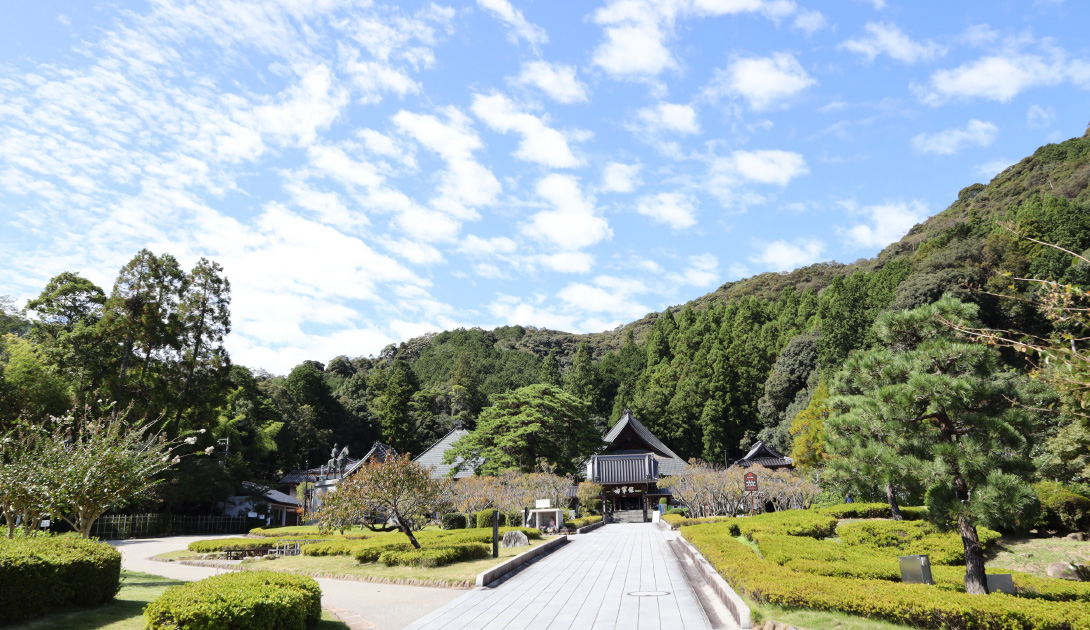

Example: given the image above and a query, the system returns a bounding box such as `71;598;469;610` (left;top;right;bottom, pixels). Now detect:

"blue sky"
1;0;1087;373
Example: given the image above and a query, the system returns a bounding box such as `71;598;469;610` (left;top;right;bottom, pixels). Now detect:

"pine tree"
538;351;562;386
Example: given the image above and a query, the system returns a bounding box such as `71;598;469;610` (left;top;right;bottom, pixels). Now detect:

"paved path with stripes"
402;523;713;630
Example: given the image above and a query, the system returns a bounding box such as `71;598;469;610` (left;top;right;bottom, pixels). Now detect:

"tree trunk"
958;513;989;594
885;484;903;521
396;512;421;549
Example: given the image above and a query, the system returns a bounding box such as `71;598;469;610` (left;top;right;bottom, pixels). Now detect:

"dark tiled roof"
278;467;323;485
242;481;300;507
589;453;659;484
733;441;794;469
599;409;688;477
412;426;478;479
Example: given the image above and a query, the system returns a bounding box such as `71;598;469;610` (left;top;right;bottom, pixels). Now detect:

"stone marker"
1047;562;1089;581
501;530;530;548
1065;532;1088;542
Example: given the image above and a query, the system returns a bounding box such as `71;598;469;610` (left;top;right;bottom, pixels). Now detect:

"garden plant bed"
232;538;547;588
1;570;349;630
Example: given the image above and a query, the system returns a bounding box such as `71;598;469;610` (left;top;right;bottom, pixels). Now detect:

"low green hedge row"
145;570;321;630
566;515;602;530
818;502;927;520
248;526;367;538
306;527;541;561
0;534;121;624
683;521;1090;630
736;510;839;540
837;520;1002;566
377;543;491;568
661;514;734;529
187;537;328;553
476;509;507;528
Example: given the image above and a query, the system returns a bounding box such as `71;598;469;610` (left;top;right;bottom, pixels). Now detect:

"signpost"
744;471;758;515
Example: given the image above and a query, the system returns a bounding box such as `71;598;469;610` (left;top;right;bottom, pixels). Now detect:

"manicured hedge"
683;521;1090;629
442;513;467;530
307;527;541;562
818;502;926;521
661;514;734;529
837;520;1001;566
1034;482;1090;533
187;537;326;554
248;525;367;538
567;515;602;530
0;534;121;624
378;543;491;567
145;571;321;630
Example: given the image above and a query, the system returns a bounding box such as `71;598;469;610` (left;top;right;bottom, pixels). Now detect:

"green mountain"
357;130;1090;461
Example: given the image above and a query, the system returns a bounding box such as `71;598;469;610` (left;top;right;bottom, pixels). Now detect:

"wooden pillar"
642;484;648;523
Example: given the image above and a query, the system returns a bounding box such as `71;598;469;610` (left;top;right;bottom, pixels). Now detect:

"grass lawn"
987;534;1090;577
246;538;547;587
5;570;347;630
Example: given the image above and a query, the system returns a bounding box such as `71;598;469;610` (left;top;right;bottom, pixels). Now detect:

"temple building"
413;421;478;479
586;409;688;523
731;440;795;470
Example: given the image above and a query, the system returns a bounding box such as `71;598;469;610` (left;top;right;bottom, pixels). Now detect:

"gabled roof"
589;453;659;484
412;423;478;479
241;481;300;507
598;409;688;477
278;441;396;485
733;440;794;469
341;441;395;477
603;409;682;460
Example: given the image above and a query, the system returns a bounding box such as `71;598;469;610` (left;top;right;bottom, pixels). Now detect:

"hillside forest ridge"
1;129;1089;514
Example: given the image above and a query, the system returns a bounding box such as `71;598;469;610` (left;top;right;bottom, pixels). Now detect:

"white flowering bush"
1;405;205;537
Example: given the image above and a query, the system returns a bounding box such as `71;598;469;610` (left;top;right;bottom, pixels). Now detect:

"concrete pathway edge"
673;532;752;629
475;535;568;587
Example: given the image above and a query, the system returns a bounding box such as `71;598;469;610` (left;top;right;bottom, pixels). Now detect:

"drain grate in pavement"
627;591;670;597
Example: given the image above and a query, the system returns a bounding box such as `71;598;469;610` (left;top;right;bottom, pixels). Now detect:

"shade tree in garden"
318;454;446;548
824;297;1035;594
445;384;601;475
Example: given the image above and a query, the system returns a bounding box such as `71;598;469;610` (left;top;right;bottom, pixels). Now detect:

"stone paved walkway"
403;523;713;630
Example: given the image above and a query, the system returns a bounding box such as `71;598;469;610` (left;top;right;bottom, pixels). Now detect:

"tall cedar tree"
827;297;1034;594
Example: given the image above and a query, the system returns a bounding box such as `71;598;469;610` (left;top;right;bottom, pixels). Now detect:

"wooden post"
492;510;499;558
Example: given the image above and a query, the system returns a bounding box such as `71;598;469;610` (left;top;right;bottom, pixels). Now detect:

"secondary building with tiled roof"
731;440;794;470
413;421;478;479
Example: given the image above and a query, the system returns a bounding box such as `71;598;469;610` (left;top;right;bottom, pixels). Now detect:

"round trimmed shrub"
144;570;321;630
476;509;506;529
1034;481;1090;533
442;513;467;530
0;533;121;624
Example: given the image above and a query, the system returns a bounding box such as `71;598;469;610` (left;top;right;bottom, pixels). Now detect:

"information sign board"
744;472;758;492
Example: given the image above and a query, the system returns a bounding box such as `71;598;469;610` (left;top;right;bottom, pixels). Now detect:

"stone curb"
673;532;752;629
475;535;568;587
327;606;380;630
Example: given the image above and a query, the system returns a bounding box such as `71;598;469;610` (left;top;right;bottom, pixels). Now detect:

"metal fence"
85;514;257;539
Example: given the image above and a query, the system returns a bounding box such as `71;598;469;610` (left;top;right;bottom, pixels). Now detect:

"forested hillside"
2;130;1089;511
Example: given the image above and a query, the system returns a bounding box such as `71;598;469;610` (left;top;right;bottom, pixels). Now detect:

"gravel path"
110;535;464;630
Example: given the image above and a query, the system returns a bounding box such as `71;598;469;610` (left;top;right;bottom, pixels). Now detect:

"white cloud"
910;120;998;155
460;234;518;256
715;149;809;186
974;158;1013;180
471;92;584;168
393;107;501;221
917;49;1090;104
601;162;642;193
667;253;719;287
524;174;612;250
477;0;548;49
515;61;589;103
792;9;827;34
557;276;649;319
842;200;929;249
537;252;596;273
709;52;815;110
840;22;946;63
1027;104;1055;128
635;192;698;229
750;238;826;271
634;102;700;135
